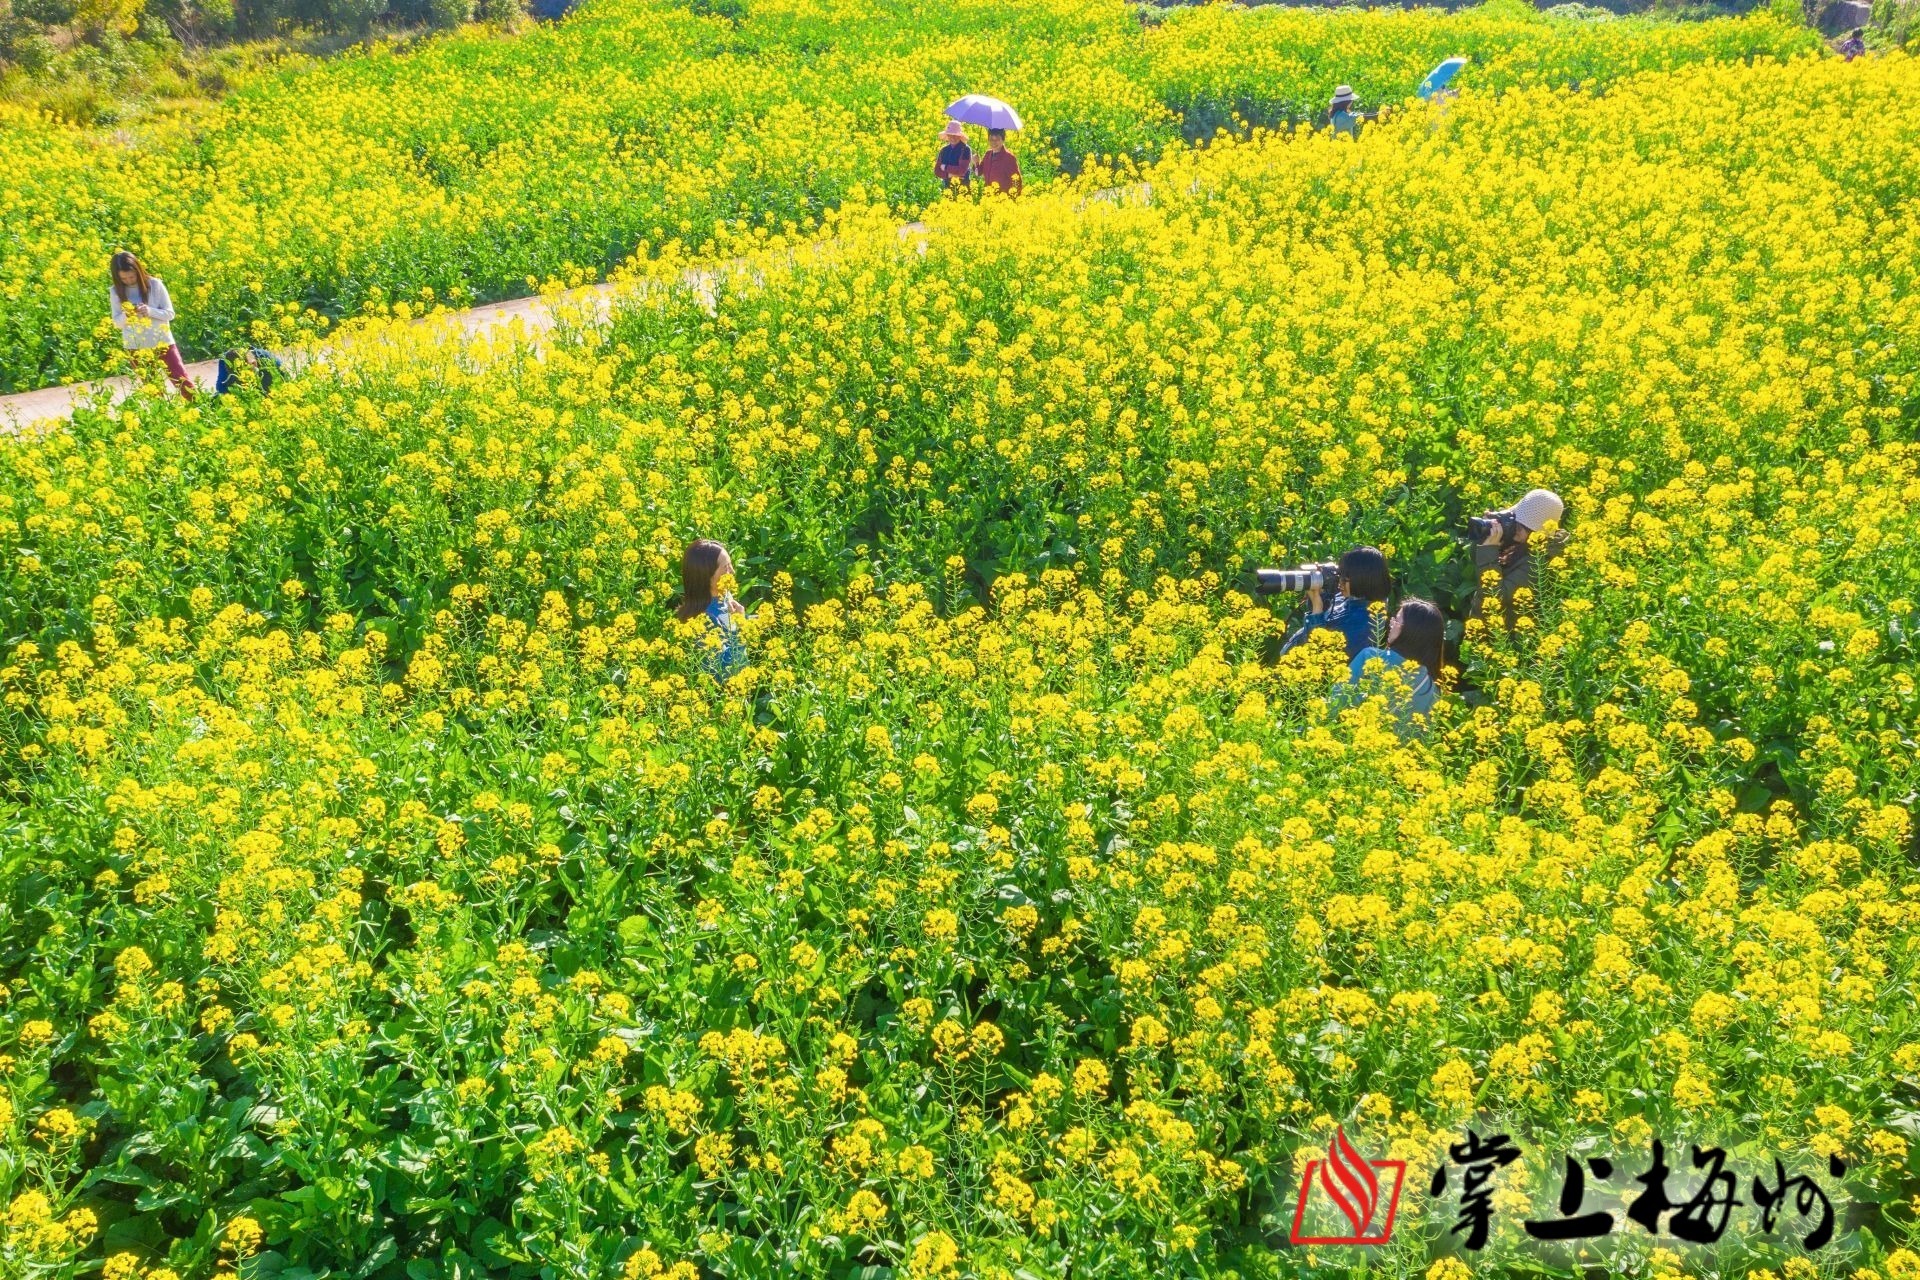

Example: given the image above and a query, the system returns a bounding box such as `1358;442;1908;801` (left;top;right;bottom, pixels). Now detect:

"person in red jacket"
975;128;1021;196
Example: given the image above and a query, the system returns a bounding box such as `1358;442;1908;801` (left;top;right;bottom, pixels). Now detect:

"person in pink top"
109;250;194;399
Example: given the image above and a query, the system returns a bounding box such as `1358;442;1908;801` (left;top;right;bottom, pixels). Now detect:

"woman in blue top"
1336;597;1445;727
677;539;746;681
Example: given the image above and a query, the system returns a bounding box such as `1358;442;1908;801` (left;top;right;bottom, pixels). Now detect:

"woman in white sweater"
109;251;195;399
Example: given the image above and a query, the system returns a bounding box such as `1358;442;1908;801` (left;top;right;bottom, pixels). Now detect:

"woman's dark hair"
1389;598;1446;676
1338;546;1391;602
676;539;729;621
110;250;150;304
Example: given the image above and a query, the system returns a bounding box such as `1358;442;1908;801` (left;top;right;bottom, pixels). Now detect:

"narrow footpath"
0;222;933;432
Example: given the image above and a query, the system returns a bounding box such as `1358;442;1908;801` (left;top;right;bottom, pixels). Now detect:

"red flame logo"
1319;1127;1382;1236
1289;1125;1406;1246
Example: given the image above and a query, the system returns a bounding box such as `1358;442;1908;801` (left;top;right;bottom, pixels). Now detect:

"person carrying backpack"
216;347;283;396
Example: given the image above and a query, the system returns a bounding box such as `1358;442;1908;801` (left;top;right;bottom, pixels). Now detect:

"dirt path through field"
0;221;935;432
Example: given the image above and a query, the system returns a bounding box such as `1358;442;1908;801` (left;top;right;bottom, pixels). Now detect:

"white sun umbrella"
946;94;1024;131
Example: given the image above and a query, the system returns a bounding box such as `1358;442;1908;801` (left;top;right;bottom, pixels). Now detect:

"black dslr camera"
1466;509;1523;547
1254;562;1341;595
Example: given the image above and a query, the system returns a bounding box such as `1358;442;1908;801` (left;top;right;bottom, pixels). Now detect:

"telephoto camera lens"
1254;563;1340;595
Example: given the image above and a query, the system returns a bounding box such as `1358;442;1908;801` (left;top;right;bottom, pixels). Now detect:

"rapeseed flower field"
1;15;1918;1280
0;0;1817;391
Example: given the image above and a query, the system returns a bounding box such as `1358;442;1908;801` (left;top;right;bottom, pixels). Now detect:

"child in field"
109;251;195;399
677;539;747;681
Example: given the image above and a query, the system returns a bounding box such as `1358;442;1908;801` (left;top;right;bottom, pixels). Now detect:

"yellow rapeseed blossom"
0;21;1916;1280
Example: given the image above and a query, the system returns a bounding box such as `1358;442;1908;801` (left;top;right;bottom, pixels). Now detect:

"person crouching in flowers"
109;251;195;399
1333;598;1445;730
677;539;746;681
1328;85;1375;139
1279;546;1390;662
216;346;282;396
1466;487;1566;626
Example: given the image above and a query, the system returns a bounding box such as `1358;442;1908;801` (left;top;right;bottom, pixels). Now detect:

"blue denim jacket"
1281;593;1380;661
698;599;745;681
1335;646;1437;723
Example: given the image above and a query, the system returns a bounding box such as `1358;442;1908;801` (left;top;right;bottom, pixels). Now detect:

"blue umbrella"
1417;56;1468;100
946;94;1024;131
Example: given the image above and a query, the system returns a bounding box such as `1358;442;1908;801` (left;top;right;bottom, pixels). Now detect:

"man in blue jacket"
1280;546;1391;661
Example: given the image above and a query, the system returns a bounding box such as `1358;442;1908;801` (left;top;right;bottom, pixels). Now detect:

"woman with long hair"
1334;597;1445;728
678;538;746;680
109;251;195;399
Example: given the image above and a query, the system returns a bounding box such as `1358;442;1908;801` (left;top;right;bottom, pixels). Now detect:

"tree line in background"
0;0;1912;131
0;0;524;47
0;0;525;120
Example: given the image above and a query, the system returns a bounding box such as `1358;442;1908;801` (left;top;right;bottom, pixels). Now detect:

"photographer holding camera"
1262;545;1392;661
1466;489;1566;623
